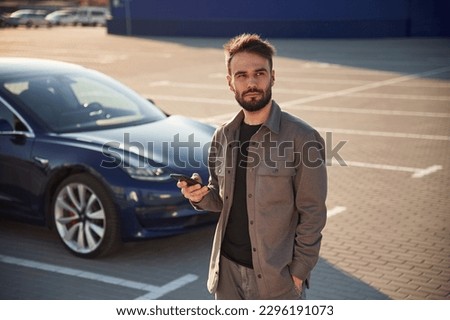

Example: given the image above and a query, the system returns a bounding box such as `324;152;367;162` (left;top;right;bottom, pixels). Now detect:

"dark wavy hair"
224;33;276;74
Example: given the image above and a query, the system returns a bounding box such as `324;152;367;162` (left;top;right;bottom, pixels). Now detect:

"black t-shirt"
221;121;261;268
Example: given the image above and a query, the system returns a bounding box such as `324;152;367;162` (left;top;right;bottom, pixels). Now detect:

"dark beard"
236;87;272;112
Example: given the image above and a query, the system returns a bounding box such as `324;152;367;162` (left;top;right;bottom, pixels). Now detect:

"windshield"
2;69;166;133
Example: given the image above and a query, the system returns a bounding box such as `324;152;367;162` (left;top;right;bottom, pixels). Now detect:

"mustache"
243;88;264;95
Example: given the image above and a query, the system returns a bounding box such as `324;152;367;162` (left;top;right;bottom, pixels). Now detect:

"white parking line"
276;75;450;88
135;274;198;300
332;160;443;178
212;70;450;88
328;206;347;217
148;81;450;103
0;254;198;300
148;86;450;119
149;94;235;106
284;105;450;118
318;128;450;141
192;113;450;141
348;92;450;101
281;66;450;107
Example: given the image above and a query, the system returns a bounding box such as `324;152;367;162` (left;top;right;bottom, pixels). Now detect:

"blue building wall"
107;0;450;38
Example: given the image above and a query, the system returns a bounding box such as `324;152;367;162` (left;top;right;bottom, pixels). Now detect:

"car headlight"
102;143;170;181
123;165;168;181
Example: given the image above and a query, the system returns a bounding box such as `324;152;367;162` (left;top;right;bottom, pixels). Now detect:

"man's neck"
243;101;272;125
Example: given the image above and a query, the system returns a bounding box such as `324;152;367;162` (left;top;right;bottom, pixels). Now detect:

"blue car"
0;58;217;258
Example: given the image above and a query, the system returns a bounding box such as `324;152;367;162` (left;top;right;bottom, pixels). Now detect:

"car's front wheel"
52;173;121;258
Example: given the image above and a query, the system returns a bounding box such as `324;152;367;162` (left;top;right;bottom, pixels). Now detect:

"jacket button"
250;220;254;225
248;194;252;198
257;274;262;279
252;247;256;252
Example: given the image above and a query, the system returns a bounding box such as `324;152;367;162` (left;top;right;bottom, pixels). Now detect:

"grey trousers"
215;255;306;300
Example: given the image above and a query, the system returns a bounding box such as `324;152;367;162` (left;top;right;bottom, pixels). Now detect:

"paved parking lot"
0;27;449;300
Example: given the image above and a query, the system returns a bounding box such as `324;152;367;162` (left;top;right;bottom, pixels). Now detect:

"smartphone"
170;174;203;187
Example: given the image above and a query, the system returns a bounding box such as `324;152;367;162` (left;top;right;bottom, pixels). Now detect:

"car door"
0;102;37;218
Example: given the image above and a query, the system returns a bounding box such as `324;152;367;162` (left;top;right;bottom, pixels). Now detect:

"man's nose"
247;76;258;88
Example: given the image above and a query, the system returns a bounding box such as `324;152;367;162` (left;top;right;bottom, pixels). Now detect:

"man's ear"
271;70;275;86
227;74;235;92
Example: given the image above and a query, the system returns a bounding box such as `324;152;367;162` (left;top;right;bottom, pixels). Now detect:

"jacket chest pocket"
255;164;296;207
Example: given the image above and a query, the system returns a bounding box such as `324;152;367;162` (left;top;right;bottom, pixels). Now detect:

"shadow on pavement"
308;257;390;300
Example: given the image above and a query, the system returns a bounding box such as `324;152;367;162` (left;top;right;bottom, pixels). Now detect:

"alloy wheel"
54;182;106;255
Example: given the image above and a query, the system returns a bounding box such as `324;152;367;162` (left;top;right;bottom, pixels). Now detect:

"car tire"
52;173;121;258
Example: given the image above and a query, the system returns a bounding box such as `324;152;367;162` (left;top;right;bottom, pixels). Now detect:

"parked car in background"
5;9;51;28
0;58;216;258
45;8;78;26
77;6;110;26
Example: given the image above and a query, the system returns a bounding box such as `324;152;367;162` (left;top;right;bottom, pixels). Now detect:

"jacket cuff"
290;261;311;284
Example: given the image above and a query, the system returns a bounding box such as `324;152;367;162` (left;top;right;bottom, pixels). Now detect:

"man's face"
227;52;275;112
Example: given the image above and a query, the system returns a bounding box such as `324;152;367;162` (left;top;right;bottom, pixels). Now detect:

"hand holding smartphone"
170;173;203;187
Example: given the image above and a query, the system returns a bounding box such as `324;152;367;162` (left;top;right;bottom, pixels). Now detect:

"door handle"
34;156;49;167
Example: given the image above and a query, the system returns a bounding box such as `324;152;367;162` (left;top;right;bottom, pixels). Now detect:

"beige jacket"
195;101;327;298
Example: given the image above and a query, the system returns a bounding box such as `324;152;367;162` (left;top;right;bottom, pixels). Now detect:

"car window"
4;81;27;95
0;103;28;133
0;104;15;132
70;76;140;113
2;71;166;133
